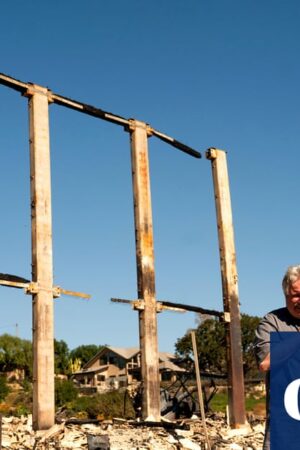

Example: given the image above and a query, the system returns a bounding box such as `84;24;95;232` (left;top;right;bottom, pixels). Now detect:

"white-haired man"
255;265;300;450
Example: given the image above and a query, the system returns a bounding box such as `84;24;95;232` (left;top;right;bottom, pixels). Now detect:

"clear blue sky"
0;1;300;353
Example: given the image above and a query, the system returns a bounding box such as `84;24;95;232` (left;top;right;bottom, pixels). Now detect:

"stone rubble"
0;414;265;449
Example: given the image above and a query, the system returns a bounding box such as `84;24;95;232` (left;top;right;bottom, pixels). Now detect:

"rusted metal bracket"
0;278;90;300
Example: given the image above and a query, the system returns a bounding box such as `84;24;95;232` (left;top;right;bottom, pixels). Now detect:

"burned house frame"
0;72;246;430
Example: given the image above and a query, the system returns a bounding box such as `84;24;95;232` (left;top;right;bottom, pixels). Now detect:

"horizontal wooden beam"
0;72;28;93
111;297;223;318
151;128;201;159
0;279;90;299
0;72;201;159
0;280;28;289
54;287;91;300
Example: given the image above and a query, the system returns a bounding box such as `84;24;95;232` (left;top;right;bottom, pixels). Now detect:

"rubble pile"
0;414;265;449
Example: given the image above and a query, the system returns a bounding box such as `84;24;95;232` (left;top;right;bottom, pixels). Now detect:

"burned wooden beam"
0;273;30;288
150;128;201;159
159;300;223;318
0;273;30;283
133;420;190;430
0;73;28;93
0;72;201;159
111;297;224;319
59;418;101;425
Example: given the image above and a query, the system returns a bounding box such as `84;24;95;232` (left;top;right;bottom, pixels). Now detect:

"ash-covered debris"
0;413;264;449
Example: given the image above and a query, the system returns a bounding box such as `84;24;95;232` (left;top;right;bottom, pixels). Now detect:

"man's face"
286;279;300;319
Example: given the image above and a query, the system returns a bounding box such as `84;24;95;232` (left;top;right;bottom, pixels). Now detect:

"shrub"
11;387;33;416
55;379;78;408
0;376;10;401
15;404;30;417
21;378;32;393
70;391;135;419
71;396;99;419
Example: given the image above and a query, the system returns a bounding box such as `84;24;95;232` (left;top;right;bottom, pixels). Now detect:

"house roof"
159;360;186;372
159;352;176;362
108;346;139;360
106;347;177;362
72;365;109;376
83;346;139;370
83;345;177;370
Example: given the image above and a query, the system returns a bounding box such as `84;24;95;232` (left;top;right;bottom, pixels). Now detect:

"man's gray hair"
282;265;300;296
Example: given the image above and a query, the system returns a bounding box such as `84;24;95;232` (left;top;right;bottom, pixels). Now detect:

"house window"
97;375;105;382
161;372;172;381
134;371;141;381
118;359;125;369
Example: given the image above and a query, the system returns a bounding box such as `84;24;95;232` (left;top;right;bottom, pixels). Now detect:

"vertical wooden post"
129;120;160;421
190;331;211;450
206;148;246;428
26;84;55;430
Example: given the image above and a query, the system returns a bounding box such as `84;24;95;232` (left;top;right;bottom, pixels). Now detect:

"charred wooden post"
191;331;211;449
129;120;160;421
206;148;246;428
25;84;55;430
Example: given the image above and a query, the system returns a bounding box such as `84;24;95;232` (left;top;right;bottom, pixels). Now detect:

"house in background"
72;346;185;392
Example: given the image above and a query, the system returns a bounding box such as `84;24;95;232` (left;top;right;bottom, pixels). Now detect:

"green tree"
21;339;33;377
175;313;261;377
176;317;226;373
240;314;261;376
54;340;70;375
0;334;33;376
70;344;103;367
